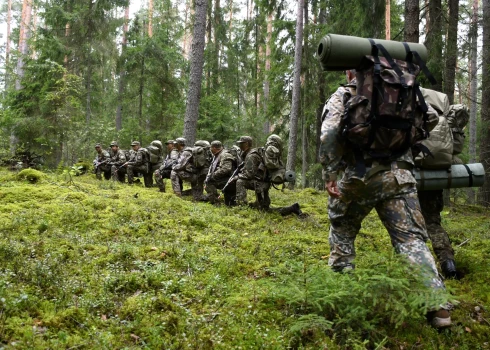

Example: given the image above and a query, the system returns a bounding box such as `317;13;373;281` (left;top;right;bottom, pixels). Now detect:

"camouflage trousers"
127;164;152;187
171;170;204;200
205;179;236;206
154;168;172;191
418;190;454;263
328;166;445;291
111;165;126;182
95;164;111;180
236;179;271;209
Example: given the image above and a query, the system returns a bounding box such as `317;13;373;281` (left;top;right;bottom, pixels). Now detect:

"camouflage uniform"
127;147;152;187
94;148;111;180
236;148;270;209
171;147;198;197
321;82;445;292
205;149;237;205
109;147;127;182
155;148;180;192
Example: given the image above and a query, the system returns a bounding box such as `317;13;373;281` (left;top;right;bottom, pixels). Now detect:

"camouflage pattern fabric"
205;150;236;204
236;148;270;207
321;82;446;295
328;167;445;291
95;149;111;180
126;148;150;186
109;149;127;182
170;148;202;198
155;149;181;191
418;190;455;263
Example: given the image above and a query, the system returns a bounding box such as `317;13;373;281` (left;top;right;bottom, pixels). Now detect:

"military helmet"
165;139;175;145
131;141;140;146
210;140;222;148
151;140;163;150
194;140;211;148
236;136;253;145
267;134;282;145
175;137;186;145
110;141;118;147
95;143;102;148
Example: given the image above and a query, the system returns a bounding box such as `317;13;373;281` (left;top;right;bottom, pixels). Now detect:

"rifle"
218;163;244;198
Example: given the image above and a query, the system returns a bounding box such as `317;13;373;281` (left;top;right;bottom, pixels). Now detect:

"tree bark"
385;0;390;40
468;0;479;204
316;3;326;162
424;0;443;92
5;0;12;89
263;12;272;134
16;0;32;90
301;0;308;188
479;0;490;206
404;0;419;42
148;0;153;37
116;5;130;132
286;0;304;187
444;0;459;105
183;0;209;145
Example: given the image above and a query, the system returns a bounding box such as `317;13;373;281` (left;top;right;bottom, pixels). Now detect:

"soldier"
235;135;301;216
170;138;196;198
203;140;237;205
321;69;450;328
155;140;180;192
123;141;152;187
107;141;127;182
147;140;164;187
94;143;111;180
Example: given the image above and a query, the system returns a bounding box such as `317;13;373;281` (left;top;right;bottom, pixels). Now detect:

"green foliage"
0;168;489;348
16;169;46;183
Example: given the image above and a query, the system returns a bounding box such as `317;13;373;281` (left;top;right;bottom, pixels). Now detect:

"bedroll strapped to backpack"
447;104;469;155
342;39;437;175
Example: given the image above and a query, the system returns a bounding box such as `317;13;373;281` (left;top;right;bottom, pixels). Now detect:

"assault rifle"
218;163;244;199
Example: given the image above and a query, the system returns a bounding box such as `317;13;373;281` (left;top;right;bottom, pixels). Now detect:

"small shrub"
16;168;46;183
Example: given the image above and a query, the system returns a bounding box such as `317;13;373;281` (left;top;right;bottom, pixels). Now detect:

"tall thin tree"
183;0;209;145
444;0;459;105
286;0;304;185
116;5;130;132
480;0;490;206
404;0;419;42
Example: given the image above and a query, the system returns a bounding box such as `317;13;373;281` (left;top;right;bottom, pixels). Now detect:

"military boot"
441;259;458;279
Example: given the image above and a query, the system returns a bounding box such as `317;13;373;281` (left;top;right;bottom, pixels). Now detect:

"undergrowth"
0;168;489;349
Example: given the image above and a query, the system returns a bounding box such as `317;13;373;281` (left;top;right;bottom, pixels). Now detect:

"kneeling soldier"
204;140;237;205
94;143;111;180
124;141;152;187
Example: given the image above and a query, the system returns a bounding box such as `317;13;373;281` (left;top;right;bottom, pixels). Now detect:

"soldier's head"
210;140;223;155
266;134;282;152
236;136;252;152
131;140;141;151
346;69;356;83
110;141;119;151
95;143;102;153
175;137;186;151
165;140;175;151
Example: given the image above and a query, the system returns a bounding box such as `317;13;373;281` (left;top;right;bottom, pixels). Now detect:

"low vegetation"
0;168;489;349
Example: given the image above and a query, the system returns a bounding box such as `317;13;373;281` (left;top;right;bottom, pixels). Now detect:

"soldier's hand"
326;180;341;198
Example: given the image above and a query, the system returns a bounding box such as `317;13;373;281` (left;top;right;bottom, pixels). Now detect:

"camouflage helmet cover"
236;136;253;145
175;137;186;145
131;141;140;146
210;140;223;148
194;140;211;148
110;141;118;147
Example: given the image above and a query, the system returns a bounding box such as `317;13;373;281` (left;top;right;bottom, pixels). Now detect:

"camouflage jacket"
320;81;438;181
95;149;110;165
108;149;126;167
238;148;266;181
207;150;235;182
161;149;180;170
172;147;195;173
127;148;148;167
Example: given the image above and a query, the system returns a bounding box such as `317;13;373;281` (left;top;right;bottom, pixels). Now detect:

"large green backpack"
262;134;286;184
415;89;469;169
192;140;212;169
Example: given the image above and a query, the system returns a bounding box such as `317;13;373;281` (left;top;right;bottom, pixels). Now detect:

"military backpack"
342;40;437;174
192;141;212;169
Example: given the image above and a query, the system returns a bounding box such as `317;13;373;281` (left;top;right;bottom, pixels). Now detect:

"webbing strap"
463;164;474;187
410;50;437;86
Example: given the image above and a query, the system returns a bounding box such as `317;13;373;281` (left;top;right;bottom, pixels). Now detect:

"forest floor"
0;168;489;349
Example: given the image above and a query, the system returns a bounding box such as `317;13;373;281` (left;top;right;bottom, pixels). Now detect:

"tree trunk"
467;0;479;204
138;53;145;142
301;0;308;188
479;0;490;206
16;0;32;90
404;1;419;41
116;5;130;132
5;0;12;89
263;12;272;134
444;0;459;105
183;0;209;145
425;0;443;92
286;0;304;188
385;0;390;40
148;0;153;37
213;0;220;89
85;0;95;125
206;0;212;96
316;3;326;162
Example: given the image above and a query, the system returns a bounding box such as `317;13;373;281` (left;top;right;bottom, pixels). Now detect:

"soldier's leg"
375;191;446;291
95;166;102;180
127;165;135;184
170;170;182;196
236;179;250;205
418;190;455;264
154;169;165;192
328;197;373;272
111;165;119;181
223;181;237;206
102;165;112;180
191;174;205;200
204;182;219;203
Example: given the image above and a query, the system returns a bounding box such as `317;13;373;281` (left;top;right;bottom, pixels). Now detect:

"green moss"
16;168;47;183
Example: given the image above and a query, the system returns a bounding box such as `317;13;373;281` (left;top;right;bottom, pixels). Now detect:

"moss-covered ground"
0;168;489;349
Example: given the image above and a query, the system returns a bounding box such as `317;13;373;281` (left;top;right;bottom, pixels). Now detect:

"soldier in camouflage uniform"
321;69;450;328
155;140;180;192
94;143;111;180
123;141;152;187
235;136;301;216
204;140;237;205
170;138;199;198
107;141;127;182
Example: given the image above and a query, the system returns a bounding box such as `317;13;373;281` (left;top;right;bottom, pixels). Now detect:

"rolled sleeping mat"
414;163;485;191
317;34;428;71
